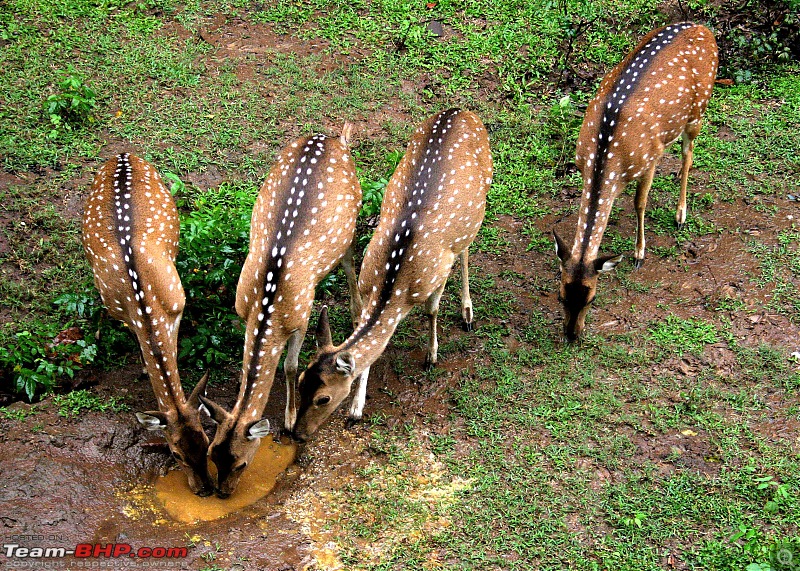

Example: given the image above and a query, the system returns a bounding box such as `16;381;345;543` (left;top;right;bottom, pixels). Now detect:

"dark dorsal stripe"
113;153;172;393
242;136;326;398
343;108;461;350
579;23;694;258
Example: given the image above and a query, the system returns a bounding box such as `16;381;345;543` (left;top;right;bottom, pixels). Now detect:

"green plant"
751;474;792;514
648;314;718;357
620;511;647;529
360;178;388;219
52;389;129;417
175;181;255;369
0;406;38;420
358;149;402;219
42;67;98;138
0;327;97;400
546;94;584;176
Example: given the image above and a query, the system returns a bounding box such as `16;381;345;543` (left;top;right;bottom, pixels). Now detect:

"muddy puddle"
155;439;297;523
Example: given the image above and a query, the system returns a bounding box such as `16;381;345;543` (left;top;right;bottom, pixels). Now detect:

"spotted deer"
82;154;213;496
291;108;493;442
554;22;718;341
199;124;362;497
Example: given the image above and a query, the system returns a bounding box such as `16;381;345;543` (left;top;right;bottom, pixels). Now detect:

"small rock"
427;20;443;37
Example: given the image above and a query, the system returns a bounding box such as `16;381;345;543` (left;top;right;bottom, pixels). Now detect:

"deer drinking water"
199;125;362;497
82;153;213;496
554;23;718;341
291;108;493;442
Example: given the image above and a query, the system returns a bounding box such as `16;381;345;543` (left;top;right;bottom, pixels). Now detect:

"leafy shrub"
0;325;97;401
43;67;98;138
173;180;256;369
688;0;799;83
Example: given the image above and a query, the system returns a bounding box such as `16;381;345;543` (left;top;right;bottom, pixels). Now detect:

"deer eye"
315;395;331;407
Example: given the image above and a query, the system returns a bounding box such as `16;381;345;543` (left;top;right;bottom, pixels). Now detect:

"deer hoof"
345;417;361;430
634;257;645;270
423;356;437;371
462;320;474;332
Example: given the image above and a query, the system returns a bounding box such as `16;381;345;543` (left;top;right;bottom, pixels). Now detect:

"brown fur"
201;127;362;497
293;109;493;440
82;154;212;496
556;23;718;341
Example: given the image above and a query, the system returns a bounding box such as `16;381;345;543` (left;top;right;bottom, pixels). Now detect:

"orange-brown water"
154;440;297;523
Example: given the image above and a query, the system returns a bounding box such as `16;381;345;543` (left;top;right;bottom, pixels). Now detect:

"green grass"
648;314;719;357
1;0;799;567
52;388;129;417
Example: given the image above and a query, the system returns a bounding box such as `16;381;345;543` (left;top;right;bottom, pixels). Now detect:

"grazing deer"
82;153;213;496
199;125;362;497
554;22;718;341
291;108;493;442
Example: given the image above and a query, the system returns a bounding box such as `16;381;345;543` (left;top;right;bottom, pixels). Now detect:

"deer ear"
595;254;623;273
198;395;231;424
553;230;569;262
246;418;271;440
335;352;356;375
315;306;333;348
187;371;210;409
136;411;167;431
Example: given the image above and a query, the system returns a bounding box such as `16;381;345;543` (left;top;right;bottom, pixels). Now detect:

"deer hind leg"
634;161;658;269
676;122;701;229
346;366;371;428
340;244;363;328
283;327;306;434
460;249;474;332
424;281;447;370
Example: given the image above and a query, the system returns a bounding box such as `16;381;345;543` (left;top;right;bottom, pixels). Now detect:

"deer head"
135;372;214;496
292;307;358;442
554;230;622;342
198;396;271;498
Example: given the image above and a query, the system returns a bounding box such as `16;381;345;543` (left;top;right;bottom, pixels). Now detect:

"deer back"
234;133;361;407
573;23;718;257
82;154;185;391
355;109;492;323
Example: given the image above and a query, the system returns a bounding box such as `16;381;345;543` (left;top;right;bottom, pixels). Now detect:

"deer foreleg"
346;366;370;427
283;328;306;433
341;244;363;328
424;282;447;369
676;126;699;229
460;249;474;331
634;161;657;269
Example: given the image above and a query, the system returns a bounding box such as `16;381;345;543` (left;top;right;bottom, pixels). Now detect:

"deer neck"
111;154;186;412
231;328;288;425
337;292;414;377
571;170;622;262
